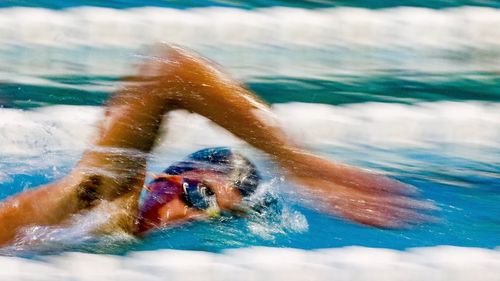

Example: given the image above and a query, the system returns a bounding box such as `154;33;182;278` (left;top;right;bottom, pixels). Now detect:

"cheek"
216;187;243;210
156;198;188;223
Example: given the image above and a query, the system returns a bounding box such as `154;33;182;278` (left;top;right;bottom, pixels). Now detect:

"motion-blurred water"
0;0;498;266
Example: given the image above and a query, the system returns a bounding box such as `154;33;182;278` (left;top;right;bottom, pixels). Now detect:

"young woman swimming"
0;45;433;246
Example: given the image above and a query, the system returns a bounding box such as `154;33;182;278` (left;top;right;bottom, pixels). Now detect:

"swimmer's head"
174;147;261;198
138;147;260;233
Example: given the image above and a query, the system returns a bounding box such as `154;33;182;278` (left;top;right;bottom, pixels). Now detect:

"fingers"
331;195;437;229
293;177;437;229
376;195;438;212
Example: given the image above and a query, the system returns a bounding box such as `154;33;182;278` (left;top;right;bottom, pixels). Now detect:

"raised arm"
126;45;433;227
87;44;431;227
0;44;432;246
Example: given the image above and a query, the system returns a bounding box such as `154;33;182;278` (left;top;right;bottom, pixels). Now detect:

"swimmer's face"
141;170;244;229
177;170;243;212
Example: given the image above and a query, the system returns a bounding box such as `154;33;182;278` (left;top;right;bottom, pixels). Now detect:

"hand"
279;150;436;228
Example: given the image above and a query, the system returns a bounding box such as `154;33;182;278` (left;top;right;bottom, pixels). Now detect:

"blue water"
0;0;499;256
1;143;498;255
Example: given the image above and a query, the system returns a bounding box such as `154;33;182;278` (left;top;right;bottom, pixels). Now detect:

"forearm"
0;179;80;246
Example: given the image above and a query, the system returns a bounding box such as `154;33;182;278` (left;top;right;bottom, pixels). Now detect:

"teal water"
2;73;499;109
0;1;499;256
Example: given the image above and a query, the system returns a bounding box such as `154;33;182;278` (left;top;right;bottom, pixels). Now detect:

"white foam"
0;6;498;49
0;105;101;155
0;102;498;156
0;246;498;281
274;101;500;148
0;7;499;80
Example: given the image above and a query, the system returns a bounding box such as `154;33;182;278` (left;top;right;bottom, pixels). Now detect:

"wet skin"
0;44;434;246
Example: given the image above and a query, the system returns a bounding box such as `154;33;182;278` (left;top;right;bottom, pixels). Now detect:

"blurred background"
0;0;499;280
1;0;500;109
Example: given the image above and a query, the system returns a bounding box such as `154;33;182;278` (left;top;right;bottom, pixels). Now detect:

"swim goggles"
181;178;220;217
149;175;221;217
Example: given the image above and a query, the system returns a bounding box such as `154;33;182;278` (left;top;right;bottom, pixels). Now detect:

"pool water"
0;0;499;257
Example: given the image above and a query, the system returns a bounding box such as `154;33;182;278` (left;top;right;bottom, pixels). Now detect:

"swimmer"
136;147;262;234
0;45;433;246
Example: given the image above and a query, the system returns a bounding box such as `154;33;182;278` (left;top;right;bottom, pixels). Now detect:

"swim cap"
163;147;261;197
